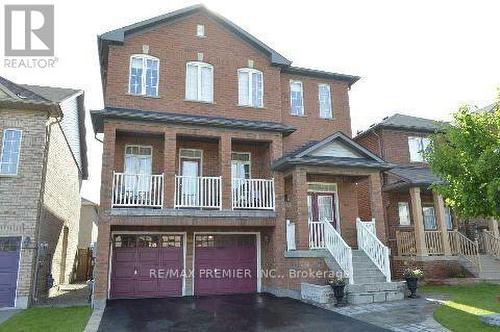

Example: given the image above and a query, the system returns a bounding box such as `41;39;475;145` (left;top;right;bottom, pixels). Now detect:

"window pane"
201;66;213;102
0;129;22;175
238;71;249;105
129;57;143;95
319;84;332;118
423;206;437;230
318;196;333;222
145;58;159;97
398;202;410;225
186;64;198;100
290;82;303;115
408;137;423;162
252;71;263;107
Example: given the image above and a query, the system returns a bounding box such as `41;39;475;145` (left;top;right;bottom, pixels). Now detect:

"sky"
1;0;499;203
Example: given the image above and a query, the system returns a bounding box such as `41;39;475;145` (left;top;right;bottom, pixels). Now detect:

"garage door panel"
157;279;182;296
138;249;158;261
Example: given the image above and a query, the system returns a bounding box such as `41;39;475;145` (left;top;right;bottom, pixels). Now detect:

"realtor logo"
4;5;54;56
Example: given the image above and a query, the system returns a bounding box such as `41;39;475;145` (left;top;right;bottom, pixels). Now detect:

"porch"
108;129;277;212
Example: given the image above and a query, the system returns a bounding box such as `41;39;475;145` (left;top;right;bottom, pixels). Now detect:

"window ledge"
237;105;266;110
184;99;215;105
0;173;18;178
320;117;335;121
127;93;161;99
290;114;307;118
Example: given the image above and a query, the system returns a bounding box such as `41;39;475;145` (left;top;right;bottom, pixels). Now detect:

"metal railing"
231;178;275;210
356;218;391;282
174;175;222;209
112;172;164;208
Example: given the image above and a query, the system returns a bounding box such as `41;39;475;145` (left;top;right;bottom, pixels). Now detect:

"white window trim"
196;24;205;37
237;68;264;108
397;201;411;226
128;54;160;97
318;83;333;119
124;144;153;174
306;181;341;233
408;136;429;163
0;129;22;176
231;152;252;179
289;80;304;116
178;148;203;176
185;61;214;103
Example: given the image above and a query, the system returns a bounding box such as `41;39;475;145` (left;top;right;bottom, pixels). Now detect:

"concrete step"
346;281;406;304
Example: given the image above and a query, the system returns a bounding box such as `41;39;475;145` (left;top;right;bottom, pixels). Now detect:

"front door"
0;237;21;307
180;159;201;206
307;193;338;229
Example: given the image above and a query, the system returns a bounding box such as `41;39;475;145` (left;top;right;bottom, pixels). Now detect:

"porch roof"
272;131;394;171
383;166;443;191
91;107;296;135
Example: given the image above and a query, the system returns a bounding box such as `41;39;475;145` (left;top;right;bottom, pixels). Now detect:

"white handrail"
174;175;222;209
112;172;164;208
482;230;500;260
356;218;391;282
314;219;354;284
232;178;275;210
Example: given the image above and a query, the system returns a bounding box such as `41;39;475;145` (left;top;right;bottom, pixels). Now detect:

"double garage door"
110;234;257;299
0;237;21;308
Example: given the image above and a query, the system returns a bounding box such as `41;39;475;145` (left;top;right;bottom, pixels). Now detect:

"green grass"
0;305;91;332
421;283;500;332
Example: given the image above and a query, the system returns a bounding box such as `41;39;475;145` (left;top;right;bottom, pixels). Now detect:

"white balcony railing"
174;175;222;209
232;178;275;210
112;172;164;208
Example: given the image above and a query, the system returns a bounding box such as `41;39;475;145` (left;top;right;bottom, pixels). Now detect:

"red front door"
110;234;183;299
194;234;257;296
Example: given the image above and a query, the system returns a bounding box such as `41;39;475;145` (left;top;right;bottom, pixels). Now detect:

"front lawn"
421;283;500;332
0;305;91;332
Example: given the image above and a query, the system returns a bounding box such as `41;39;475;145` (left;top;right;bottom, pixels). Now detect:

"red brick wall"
380;129;430;165
392;258;473;280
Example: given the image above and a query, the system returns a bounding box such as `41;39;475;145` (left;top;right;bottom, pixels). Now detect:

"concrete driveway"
97;293;388;331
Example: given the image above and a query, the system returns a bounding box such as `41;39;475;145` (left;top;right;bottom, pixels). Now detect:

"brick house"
354;113;498;279
0;76;88;308
91;4;405;307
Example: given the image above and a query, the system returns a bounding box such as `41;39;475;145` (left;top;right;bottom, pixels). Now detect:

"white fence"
174;176;222;209
112;172;164;208
232;178;275;210
356;218;391;282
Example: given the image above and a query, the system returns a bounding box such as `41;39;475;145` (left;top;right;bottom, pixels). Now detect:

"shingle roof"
91;107;296;135
0;76;50;103
272;131;393;171
20;84;81;103
384;165;443;191
282;66;360;87
356;113;447;139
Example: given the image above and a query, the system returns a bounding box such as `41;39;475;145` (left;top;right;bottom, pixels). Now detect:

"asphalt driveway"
97;293;388;331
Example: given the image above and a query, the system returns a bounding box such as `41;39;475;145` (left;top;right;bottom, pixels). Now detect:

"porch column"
368;172;387;242
164;130;177;208
100;124;116;209
487;218;500;238
409;187;427;256
433;191;452;255
292;168;308;250
220;135;232;210
94;218;110;306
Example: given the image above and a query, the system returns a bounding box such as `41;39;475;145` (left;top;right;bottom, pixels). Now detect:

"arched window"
185;61;214;102
128;54;159;97
238;68;263;107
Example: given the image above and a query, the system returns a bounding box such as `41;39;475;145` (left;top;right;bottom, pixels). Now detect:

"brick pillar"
94;218;110;305
486;218;499;238
433;191;452;255
220;135;232;210
409;187;427;256
100;124;116;210
292;168;308;250
164;130;177;208
368;172;387;243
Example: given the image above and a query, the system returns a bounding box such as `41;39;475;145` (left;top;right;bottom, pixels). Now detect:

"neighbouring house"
354;113;500;280
79;198;98;249
91;4;405;308
0;76;88;308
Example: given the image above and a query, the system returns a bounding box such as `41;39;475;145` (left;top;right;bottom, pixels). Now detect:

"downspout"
32;105;63;303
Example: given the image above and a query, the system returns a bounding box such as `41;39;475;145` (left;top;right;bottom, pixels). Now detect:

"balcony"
174;175;222;209
232;178;275;210
112;172;164;208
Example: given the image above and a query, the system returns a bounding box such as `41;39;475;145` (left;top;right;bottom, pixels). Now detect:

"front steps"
478;254;500;281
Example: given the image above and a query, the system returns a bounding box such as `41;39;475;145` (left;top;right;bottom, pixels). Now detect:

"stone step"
353;277;387;284
347;290;405;305
347;281;405;293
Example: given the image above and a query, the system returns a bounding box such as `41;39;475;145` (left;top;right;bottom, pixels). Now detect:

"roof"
91;107;296;135
20;84;81;103
282;66;360;87
355;113;447;139
98;4;360;88
384;165;443;191
0;76;51;104
81;197;98;206
478;103;498;113
272;131;393;171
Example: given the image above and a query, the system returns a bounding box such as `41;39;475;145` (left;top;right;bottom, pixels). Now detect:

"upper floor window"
196;24;205;37
185;61;213;103
231;152;251;179
408;136;430;162
398;202;410;226
128;55;159;97
318;84;332;119
0;129;22;175
290;80;304;116
238;68;263;108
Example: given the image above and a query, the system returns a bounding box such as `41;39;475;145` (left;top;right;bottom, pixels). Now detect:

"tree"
426;102;500;219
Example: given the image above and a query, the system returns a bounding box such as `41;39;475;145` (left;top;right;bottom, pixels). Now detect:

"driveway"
97;293;388;331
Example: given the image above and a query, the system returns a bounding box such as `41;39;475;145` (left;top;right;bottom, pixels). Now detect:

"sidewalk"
38;283;90;307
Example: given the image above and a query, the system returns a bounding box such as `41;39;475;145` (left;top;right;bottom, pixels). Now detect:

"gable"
308;140;363;158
